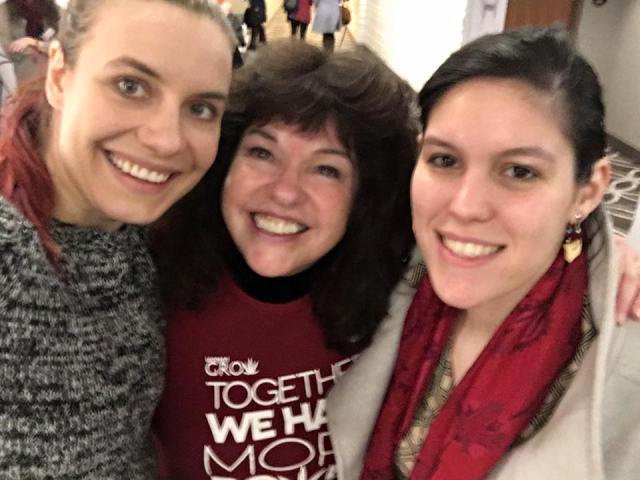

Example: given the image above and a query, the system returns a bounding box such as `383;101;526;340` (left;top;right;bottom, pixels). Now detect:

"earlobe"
45;41;67;110
573;157;611;220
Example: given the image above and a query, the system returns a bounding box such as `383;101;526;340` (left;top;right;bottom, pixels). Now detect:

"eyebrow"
423;135;555;162
244;127;351;159
105;56;228;101
498;146;555;163
106;56;160;79
317;147;350;159
422;135;457;150
244;127;276;142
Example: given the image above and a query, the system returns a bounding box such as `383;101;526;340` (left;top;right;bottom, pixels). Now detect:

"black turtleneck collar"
226;245;328;304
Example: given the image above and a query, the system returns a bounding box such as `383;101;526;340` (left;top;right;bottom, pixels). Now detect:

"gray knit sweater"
0;197;165;479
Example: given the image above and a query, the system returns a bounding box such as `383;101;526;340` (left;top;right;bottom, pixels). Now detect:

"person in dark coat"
244;0;266;50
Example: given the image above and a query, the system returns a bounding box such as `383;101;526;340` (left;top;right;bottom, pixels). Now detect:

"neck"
458;305;509;341
51;202;123;232
450;262;555;383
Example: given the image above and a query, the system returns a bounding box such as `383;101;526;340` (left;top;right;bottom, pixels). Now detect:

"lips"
441;235;502;258
106;151;173;184
252;213;308;235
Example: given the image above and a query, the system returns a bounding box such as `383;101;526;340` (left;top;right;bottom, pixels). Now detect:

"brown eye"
248;147;272;160
116;77;146;98
506;165;537;180
429;154;457;168
189;102;216;121
316;165;340;179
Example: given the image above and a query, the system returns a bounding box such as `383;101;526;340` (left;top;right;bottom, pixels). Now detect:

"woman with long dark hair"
358;27;640;480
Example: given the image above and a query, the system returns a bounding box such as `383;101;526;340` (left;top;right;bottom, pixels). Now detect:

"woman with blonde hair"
0;0;234;476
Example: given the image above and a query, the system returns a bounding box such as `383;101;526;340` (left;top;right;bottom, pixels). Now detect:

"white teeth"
108;154;171;184
254;214;307;235
443;237;500;258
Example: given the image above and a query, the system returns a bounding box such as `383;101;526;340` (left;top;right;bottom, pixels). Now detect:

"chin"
431;280;480;310
103;205;165;226
249;265;293;278
245;258;299;278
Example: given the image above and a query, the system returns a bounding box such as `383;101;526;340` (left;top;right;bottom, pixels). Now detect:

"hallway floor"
605;151;640;235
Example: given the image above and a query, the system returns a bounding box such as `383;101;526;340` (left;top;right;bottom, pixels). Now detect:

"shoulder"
606;320;640;386
0;196;42;260
0;195;32;239
0;196;50;296
601;321;640;479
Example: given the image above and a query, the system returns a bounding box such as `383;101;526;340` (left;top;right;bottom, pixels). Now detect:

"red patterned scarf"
361;249;587;479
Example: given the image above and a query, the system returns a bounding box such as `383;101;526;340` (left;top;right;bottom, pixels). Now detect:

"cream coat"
326;207;640;480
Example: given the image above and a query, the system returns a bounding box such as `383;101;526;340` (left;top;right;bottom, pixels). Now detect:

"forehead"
425;78;572;155
74;0;232;87
250;119;345;145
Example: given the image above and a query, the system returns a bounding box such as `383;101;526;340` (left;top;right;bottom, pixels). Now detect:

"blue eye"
428;154;458;168
189;102;217;121
505;165;537;180
116;77;146;98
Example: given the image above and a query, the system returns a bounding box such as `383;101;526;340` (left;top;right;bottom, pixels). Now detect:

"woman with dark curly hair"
151;39;421;479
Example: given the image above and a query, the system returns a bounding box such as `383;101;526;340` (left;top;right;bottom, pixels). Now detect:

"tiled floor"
605;151;640;235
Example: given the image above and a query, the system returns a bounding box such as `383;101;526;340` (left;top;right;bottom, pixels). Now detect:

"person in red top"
288;0;313;40
151;40;420;479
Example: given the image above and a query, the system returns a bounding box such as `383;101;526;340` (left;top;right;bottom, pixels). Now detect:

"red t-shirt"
154;275;351;480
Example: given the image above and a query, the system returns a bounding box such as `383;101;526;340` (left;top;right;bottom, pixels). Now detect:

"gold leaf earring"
563;214;583;263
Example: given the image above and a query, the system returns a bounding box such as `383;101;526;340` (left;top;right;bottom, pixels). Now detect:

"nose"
448;170;493;222
268;165;306;206
137;100;185;156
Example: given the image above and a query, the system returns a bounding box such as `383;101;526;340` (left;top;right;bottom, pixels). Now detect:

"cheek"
192;131;221;169
320;185;353;238
221;178;236;223
410;172;440;226
220;166;255;220
510;191;573;238
519;212;566;250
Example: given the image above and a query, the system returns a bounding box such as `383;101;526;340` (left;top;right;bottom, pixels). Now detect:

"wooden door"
504;0;582;32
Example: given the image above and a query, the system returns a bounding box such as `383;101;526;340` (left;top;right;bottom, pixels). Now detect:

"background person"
288;0;313;41
1;0;60;81
0;0;234;477
312;0;340;51
244;0;267;50
0;41;17;110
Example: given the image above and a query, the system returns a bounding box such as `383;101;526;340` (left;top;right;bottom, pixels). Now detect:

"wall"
353;0;468;91
577;0;640;150
345;0;361;40
265;0;283;20
462;0;508;43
